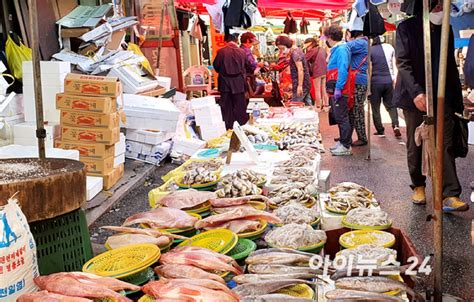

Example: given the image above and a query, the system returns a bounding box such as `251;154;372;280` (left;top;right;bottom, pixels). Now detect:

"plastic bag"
0;198;39;300
5;35;32;81
127;43;153;75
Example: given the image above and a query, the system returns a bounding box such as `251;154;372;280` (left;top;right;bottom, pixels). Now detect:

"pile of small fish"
275;155;313;167
274;202;320;225
337;244;398;266
18;272;140;302
182;167;218;185
273;167;314;178
345;207;391;226
268;183;317;207
276;123;320;150
265;223;327;249
327;182;377;214
217;170;263;198
158;189;216;210
184;159;223;172
271;166;317;186
210;195;270;213
329;182;374;199
246;132;270;144
288;144;322;156
122;207;198;229
195;207;281;234
101;226;186;250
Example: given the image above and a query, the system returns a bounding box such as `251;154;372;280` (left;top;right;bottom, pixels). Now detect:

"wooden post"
366;38;372;161
226;132;241;165
28;0;46;159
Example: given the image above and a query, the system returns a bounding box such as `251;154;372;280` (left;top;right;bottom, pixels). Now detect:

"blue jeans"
331;96;353;148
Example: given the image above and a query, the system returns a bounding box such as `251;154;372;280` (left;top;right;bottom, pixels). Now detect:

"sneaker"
442;197;469;212
393;127;402;138
352;140;368;147
330;141;342;151
412;186;426;204
374;132;385;137
330;144;353;156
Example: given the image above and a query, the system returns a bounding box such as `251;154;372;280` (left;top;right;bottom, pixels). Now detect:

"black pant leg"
333;96;353;148
403;109;426;188
441;106;462;197
232;93;249;127
220;92;234;130
382;84;400;128
370;84;384;133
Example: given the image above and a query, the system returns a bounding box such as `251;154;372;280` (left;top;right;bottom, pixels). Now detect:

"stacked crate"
55;74;124;190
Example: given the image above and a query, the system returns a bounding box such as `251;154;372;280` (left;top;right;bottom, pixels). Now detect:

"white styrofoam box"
190;96;216;110
22;73;68;87
468;122;474;145
86;176;103;201
23;96;60;123
23;85;63;101
0;144;79;160
22;61;71;75
0;93;23;117
194;104;223;126
125;116;179;133
319;194;343;231
114;153;125;168
126;129;173;145
199;121;226;141
115;133;126;156
318;170;331;193
126;141;172;165
172;137;206;154
156;76;172;91
13;121;60;148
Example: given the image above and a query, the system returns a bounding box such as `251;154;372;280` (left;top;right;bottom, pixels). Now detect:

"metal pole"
432;0;452;300
366;38;372;161
28;0;46;159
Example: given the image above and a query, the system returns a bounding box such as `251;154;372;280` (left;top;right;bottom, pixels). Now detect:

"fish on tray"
159;189;216;209
241;294;314;302
155;264;225;284
34;272;139;302
160;246;243;275
195;207;281;229
205;219;261;234
246;248;313;265
101;226;187;240
212;204;257;214
325;289;404;301
17;290;93;302
105;233;170;249
247;264;321;275
122;207;198;229
143;278;239;302
210;195;271;208
233;273;315;284
232;279;313;298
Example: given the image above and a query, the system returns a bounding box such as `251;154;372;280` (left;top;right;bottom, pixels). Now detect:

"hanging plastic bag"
5;35;32;81
0;198;39;300
127;42;154;75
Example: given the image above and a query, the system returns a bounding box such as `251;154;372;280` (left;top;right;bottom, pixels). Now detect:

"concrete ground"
89;112;474;300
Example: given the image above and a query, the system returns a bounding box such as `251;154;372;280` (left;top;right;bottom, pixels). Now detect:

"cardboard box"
64;74;122;97
60;110;120;128
81;156;115;176
61;125;120;144
55;139;115;159
103;163;124;190
56;93;118;113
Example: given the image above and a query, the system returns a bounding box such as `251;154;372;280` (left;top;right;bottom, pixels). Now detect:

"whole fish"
325;289;404;301
241;294;314;302
105;234;170;249
159;189;216;209
233;273;315;284
335;277;425;302
245;252;312;265
248;264;321;275
232;279;313;297
205;219;261;234
155;264;225;284
17;290;93;302
195;207;281;229
36;272;140;291
101;226;187;240
213;205;257;214
249;248;315;257
122;207;198;229
210;195;270;208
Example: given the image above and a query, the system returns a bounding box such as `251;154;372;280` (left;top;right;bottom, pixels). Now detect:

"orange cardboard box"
103;163;124;190
61;125;120;145
55;139;114;159
64;74;122;97
81;156;115;176
60;110;120;128
56;93;118;113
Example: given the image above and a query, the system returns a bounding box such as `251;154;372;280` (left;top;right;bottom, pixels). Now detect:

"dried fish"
268;183;316;207
265;223;326;249
184;159;223;172
217;170;264;198
275;156;312;168
182;167;218;185
232;279;313;297
274;202;320;224
345;208;391;226
326;192;378;214
245;249;312;265
329;182;373;198
233;273;315;284
247;264;321;275
325;289;404;302
241;294;314;302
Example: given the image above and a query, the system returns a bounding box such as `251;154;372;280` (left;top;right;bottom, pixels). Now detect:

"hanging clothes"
283;12;297;34
243;0;259;28
300;17;310;34
190;15;203;41
363;3;386;38
177;10;191;31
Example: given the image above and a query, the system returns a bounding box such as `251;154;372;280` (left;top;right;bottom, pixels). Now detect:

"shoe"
334;137;340;142
330;144;353;156
443;197;469;212
374;132;385;137
393;127;402;138
352;140;368;147
330;141;342;151
412;186;426;204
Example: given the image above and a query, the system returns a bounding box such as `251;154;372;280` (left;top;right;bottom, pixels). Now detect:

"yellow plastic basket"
339;230;396;249
138;295;154;302
148;177;177;208
82;244;160;278
162;158;224;182
341;216;393;231
177;229;238;254
276;284;314;299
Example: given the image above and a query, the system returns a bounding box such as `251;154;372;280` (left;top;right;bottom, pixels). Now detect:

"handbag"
453;113;469;158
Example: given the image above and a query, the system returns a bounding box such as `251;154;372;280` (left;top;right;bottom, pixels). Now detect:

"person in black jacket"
394;0;468;211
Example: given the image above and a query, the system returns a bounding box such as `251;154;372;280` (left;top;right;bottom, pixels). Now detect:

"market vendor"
275;35;312;105
213;33;249;129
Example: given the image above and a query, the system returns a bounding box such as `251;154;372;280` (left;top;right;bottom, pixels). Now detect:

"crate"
29;208;93;275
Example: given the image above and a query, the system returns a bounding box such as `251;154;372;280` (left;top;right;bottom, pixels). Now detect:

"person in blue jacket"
346;30;369;146
325;25;353;156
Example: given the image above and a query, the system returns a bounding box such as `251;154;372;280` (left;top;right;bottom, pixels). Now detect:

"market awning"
258;0;351;10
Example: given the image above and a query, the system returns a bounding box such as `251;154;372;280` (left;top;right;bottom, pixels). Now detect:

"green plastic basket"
120;267;155;287
29;209;93;275
227;238;257;260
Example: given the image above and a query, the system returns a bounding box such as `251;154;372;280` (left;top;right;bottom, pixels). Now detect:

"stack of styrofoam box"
190;96;226;141
125;139;172;165
22;61;71;123
172;137;207;156
13;121;60;148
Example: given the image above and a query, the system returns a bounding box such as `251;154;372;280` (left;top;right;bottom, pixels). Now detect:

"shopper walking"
304;37;328;110
324;25;353;156
346;30;369;146
275;35;312;105
213;33;249;129
394;1;468;211
370;36;401;138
